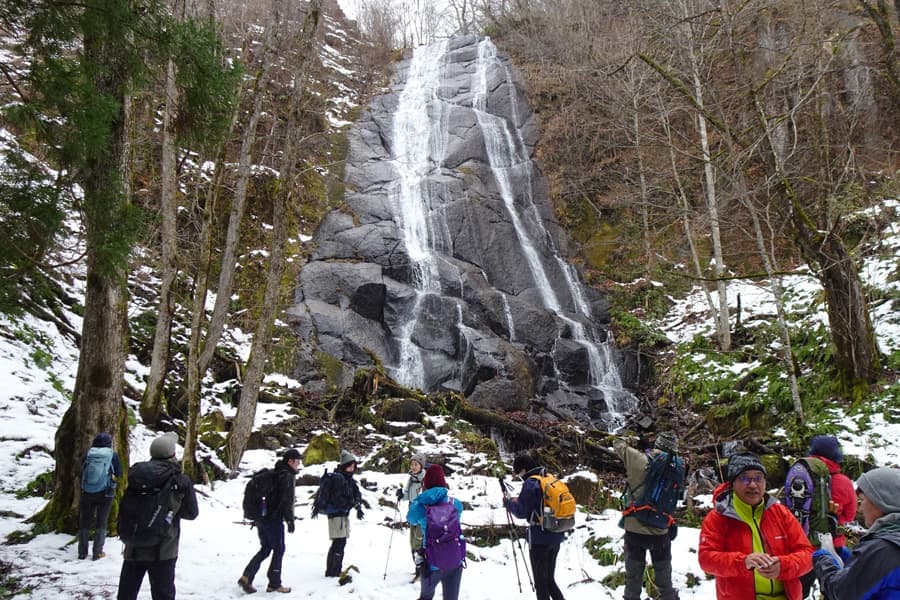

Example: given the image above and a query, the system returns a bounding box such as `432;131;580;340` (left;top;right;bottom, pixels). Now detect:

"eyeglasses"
738;474;765;486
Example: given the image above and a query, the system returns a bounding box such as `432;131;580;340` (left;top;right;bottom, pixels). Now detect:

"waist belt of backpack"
621;503;676;527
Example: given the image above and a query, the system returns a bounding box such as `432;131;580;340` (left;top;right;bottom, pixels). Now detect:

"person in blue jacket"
814;466;900;599
78;432;122;561
407;464;465;600
503;455;566;600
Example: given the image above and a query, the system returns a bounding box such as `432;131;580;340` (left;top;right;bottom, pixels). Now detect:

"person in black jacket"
117;432;198;600
78;431;122;561
312;449;363;577
503;455;566;600
238;448;300;594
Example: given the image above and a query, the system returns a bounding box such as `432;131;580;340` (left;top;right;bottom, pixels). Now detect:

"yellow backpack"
530;472;576;532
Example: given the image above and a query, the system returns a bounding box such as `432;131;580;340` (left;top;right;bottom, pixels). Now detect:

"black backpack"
243;468;279;521
117;463;178;547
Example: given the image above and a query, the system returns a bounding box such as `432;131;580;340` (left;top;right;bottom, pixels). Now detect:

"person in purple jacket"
503;455;566;600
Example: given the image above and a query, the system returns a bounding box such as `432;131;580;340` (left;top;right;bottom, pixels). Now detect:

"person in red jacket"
699;452;813;600
800;434;857;598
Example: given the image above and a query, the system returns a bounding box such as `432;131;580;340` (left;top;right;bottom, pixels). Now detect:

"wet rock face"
293;35;631;428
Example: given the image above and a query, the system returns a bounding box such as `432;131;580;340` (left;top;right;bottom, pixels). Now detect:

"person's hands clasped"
745;553;781;578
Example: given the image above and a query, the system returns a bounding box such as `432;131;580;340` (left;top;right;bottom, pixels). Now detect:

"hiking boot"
92;552;106;561
237;576;257;594
78;554;87;560
266;585;291;593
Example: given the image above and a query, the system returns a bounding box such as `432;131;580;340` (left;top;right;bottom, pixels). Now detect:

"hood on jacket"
417;486;449;505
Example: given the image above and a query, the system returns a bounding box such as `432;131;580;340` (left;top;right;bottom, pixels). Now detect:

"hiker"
78;431;122;561
503;454;566;600
796;434;857;598
813;466;900;599
407;464;465;600
699;452;813;600
116;432;198;600
613;432;684;600
237;448;301;594
311;449;364;578
397;452;427;575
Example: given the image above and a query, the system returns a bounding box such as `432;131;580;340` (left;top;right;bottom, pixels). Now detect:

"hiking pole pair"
498;477;534;593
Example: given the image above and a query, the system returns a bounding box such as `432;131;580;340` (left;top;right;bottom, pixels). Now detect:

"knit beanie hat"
283;448;301;462
856;467;900;514
92;432;113;448
338;449;358;468
726;452;767;483
512;455;538;475
423;464;448;490
410;453;426;468
654;432;679;454
149;432;178;459
809;435;843;464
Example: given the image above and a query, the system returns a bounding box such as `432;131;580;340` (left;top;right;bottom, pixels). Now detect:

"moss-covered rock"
362;440;405;474
304;433;340;466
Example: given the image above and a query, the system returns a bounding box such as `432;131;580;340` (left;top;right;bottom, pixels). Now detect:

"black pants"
78;491;113;558
117;558;177;600
623;531;677;600
242;519;286;588
529;543;565;600
326;537;347;577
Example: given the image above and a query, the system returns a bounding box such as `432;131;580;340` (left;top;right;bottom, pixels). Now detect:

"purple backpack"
424;499;466;571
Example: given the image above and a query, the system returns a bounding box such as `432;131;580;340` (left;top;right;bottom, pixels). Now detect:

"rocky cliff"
292;35;636;429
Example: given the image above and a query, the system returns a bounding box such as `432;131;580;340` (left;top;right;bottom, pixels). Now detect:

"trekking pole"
383;502;400;580
498;477;535;592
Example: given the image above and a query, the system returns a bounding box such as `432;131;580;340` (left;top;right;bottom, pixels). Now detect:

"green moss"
303;433;340;466
15;471;53;500
315;351;345;391
362;441;405;474
585;535;620;566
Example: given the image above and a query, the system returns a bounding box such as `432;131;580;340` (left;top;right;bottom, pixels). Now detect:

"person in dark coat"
117;432;198;600
78;431;122;560
813;466;900;599
503;455;566;600
312;449;364;577
238;449;301;594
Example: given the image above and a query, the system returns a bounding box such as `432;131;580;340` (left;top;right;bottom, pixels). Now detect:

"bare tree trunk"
632;96;652;279
659;100;717;318
738;173;804;423
688;36;731;351
197;0;283;376
141;55;180;426
226;0;323;470
181;165;219;481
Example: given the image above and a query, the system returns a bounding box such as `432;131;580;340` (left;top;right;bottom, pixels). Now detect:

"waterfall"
473;38;635;429
388;40;449;388
381;36;635;429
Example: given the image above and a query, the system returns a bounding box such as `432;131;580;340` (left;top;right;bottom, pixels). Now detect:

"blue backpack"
622;451;685;529
82;447;115;493
424;499;466;571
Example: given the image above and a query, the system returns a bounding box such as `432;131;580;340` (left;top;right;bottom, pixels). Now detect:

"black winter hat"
726;452;767;483
512;455;538;475
92;432;113;448
283;448;301;462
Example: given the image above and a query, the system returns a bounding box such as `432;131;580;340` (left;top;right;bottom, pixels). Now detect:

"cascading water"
472;38;635;428
343;35;637;430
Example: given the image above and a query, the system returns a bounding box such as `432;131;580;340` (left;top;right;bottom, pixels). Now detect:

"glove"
361;499;371;509
668;524;678;541
812;548;843;569
396;488;404;500
311;508;319;519
356;506;364;520
287;519;295;534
